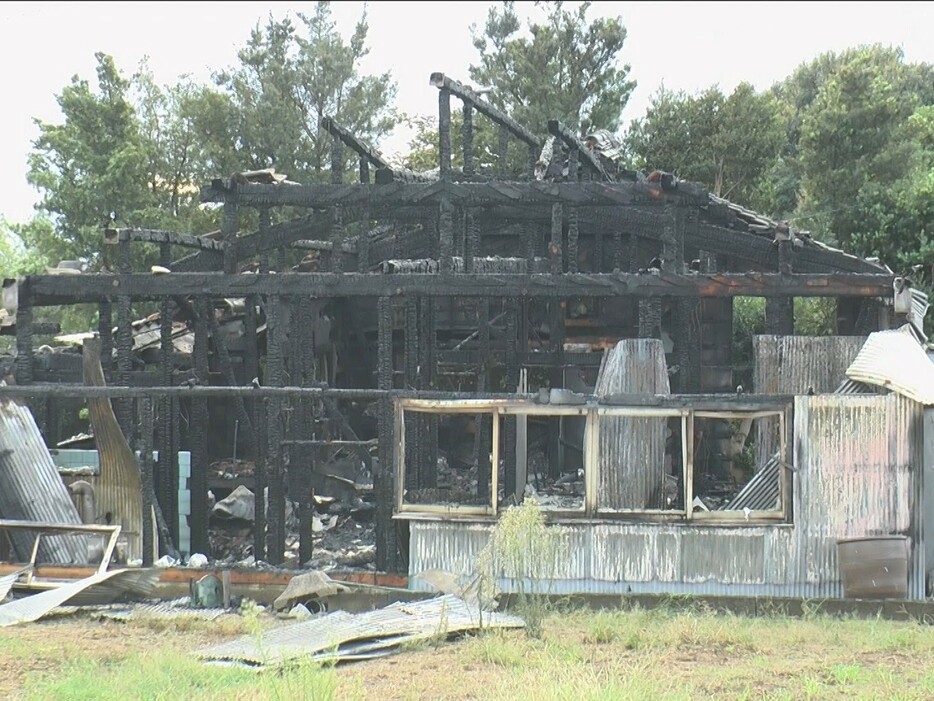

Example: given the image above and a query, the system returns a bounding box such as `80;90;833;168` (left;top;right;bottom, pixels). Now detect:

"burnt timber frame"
6;73;899;575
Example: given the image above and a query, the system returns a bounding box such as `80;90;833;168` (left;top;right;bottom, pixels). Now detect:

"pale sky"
1;1;933;223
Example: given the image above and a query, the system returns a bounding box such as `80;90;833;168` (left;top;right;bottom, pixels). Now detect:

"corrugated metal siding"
595;340;670;509
0;399;87;564
409;395;926;600
754;335;867;395
754;335;867;467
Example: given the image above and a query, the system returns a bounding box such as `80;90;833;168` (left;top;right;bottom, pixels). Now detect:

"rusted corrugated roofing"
846;325;934;404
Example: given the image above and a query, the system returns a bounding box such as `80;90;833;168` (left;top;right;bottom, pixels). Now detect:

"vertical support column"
359;156;370;184
190;297;210;556
464;209;477;273
222;196;239;275
476;300;491;501
498;125;509;178
549;203;563;274
297;444;315;566
331;206;344;274
522;223;536;271
115;237;134;446
438;88;452;177
766;235;795;335
357;206;370;273
158;294;177;547
568;148;579;183
462;103;474;176
331;135;344;184
418;296;437;489
567;207;579;273
404;295;419;490
14;279;33;385
504;300;518;500
439;194;454;273
672;207;700;393
138;398;154;567
258;208;270;274
98;300;113;381
527;143;538;177
264;295;286;566
246;296;266;562
376;296;399;571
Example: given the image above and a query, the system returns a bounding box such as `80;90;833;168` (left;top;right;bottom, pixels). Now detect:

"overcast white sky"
2;1;933;223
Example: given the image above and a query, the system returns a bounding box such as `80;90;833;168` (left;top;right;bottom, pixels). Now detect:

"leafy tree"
209;3;397;184
470;1;635;134
27;52;152;267
626;83;787;207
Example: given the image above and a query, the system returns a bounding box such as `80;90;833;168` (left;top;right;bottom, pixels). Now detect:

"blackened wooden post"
359;156;370;184
766;230;795;335
190;296;210;555
418;296;436;488
498;125;509;178
297;444;314;566
476;300;491;501
567;207;579;273
550;203;563;274
522;223;536;270
14;279;33;385
98;300;113;381
357;206;370;273
504;300;518;499
264;295;287;565
438;88;452;177
464;209;477;274
404;296;419;489
258;208;270;274
115;236;133;445
463;103;474;176
331;135;344;184
331;206;344;274
139;398;155;567
439;194;454;273
568;148;579;183
376;296;398;571
221;195;239;276
158;295;177;545
672;208;700;393
527;143;538;177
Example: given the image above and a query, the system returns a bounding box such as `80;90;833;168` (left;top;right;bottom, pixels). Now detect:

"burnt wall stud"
376;296;399;571
438;88;452;177
139;398;155;567
190;296;211;555
463;103;474;176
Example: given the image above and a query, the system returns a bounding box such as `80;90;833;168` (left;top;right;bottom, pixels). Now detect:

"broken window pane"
400;410;495;511
521;414;585;511
692;414;784;515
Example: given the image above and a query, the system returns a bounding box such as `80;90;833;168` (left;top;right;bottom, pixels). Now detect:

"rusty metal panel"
0;399;87;564
845;326;934;405
794;394;924;600
681;531;766;584
595;340;670;510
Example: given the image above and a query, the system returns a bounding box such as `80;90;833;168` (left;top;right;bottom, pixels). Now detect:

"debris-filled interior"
0;73;928;607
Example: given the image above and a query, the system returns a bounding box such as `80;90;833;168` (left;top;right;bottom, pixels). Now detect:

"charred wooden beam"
138;398;155;566
104;228;227;252
321;116;390;169
201;179;701;209
547;121;607;179
438;87;452;177
429;73;541;149
463;103;474;176
14;279;33;384
376;296;398;571
221;198;239;275
26;271;897;303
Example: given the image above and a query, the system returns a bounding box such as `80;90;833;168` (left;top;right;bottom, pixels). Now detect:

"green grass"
8;603;934;700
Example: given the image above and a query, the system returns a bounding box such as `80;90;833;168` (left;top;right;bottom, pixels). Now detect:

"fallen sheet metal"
272;571;350;611
0;568;158;626
846;325;934;404
97;598;229;623
0;567;30;602
197;595;525;667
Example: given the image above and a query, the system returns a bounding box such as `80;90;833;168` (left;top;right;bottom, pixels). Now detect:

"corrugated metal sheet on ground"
0;567;29;602
0;398;87;564
197;595;524;667
845;325;934;405
99;598;228;622
0;568;158;626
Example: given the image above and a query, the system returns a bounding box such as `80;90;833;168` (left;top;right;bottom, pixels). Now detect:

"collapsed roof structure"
1;73;932;600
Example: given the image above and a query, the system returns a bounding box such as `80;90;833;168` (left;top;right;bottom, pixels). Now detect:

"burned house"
1;73;931;599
